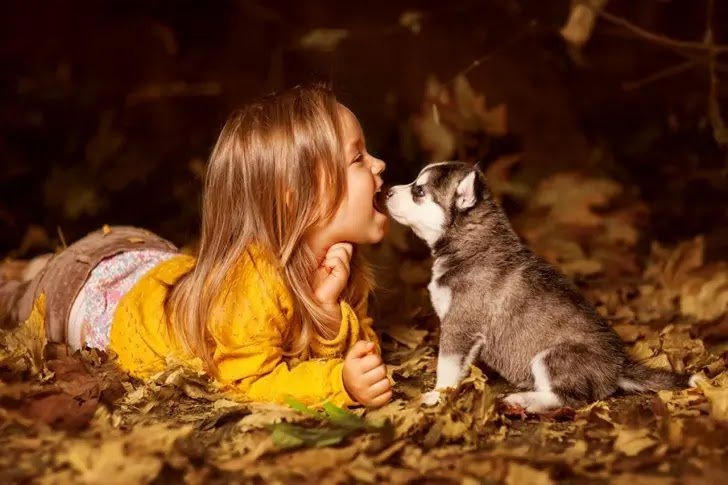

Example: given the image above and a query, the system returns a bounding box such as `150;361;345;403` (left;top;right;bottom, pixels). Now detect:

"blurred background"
1;0;726;259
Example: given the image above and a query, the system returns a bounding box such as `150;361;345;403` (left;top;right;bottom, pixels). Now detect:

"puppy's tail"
618;360;701;393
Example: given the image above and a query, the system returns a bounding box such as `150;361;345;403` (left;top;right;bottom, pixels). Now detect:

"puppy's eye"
412;185;425;198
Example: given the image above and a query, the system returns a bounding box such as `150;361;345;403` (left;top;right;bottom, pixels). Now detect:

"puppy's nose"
385;188;395;199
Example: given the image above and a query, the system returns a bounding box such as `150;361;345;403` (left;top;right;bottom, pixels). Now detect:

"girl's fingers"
368;378;391;397
312;243;353;308
367;390;393;408
357;353;383;373
324;255;350;275
326;244;353;268
363;364;387;384
341;243;353;260
347;340;374;359
329;242;353;260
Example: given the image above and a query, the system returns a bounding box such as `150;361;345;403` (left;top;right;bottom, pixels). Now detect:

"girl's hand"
342;340;392;408
312;243;353;319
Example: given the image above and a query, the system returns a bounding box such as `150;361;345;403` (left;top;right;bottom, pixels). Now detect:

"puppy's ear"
455;170;479;210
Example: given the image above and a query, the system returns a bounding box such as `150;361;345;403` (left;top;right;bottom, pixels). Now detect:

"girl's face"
323;105;388;245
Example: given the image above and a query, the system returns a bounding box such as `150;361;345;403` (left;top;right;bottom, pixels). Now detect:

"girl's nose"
372;157;386;175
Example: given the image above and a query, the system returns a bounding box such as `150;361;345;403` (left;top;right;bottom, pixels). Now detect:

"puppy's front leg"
422;329;482;406
421;351;467;406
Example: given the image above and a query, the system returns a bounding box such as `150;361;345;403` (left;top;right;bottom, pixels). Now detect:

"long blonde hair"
167;84;372;372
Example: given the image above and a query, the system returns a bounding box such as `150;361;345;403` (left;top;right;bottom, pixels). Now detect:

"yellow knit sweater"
109;246;379;408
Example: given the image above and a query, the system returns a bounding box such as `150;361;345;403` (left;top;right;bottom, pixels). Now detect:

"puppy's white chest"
428;258;452;320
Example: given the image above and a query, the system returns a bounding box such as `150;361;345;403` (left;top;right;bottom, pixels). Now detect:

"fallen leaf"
0;293;47;376
613;427;657;457
506;462;553;485
22;352;101;431
57;423;192;483
383;323;428;349
412;113;456;161
697;374;728;421
452;75;508;136
530;173;622;228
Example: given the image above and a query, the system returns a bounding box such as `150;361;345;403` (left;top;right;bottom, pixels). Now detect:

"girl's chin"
369;212;389;242
346;212;389;244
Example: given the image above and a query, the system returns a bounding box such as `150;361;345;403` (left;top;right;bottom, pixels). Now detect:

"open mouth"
373;189;388;215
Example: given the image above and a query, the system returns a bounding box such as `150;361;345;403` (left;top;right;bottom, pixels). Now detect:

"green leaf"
284;396;326;419
322;402;369;430
270;398;394;450
269;424;305;449
269;423;351;449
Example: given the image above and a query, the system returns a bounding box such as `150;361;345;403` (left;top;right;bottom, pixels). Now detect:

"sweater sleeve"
208;256;357;408
340;292;381;355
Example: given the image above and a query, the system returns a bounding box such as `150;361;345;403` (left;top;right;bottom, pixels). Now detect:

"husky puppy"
385;162;697;411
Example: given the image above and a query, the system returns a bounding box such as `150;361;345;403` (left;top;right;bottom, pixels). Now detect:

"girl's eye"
412;185;425;198
352;153;363;164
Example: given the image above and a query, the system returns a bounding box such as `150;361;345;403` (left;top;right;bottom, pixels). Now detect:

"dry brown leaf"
656;388;705;417
452;76;508;136
412;74;508;161
680;265;728;321
366;399;425;438
697;373;728;421
0;292;47;375
646;236;705;287
21;352;101;431
57;423;192;484
613;324;649;343
613;427;657;457
559;258;604;277
505;462;553;485
412;113;456;161
531;173;622;228
611;473;673;485
383;323;428;349
561;439;588;462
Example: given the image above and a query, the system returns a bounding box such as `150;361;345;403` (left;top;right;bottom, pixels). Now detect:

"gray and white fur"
386;162;699;412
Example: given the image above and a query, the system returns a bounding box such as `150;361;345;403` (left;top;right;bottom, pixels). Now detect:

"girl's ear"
455;170;479;210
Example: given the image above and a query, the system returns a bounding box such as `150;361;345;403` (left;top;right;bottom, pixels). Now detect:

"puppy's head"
385;162;487;246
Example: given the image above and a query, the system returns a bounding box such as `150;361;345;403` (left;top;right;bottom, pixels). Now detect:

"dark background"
1;0;726;256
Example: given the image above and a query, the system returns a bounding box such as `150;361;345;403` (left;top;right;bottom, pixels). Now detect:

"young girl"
0;84;392;408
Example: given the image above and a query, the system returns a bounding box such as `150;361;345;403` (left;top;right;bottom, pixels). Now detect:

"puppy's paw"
421;390;441;406
503;392;529;409
503;391;561;414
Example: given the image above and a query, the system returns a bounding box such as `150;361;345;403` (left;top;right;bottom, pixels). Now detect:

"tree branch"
622;58;702;91
597;9;728;54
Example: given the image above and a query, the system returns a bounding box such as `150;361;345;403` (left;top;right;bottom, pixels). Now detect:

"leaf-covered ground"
2;164;728;484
